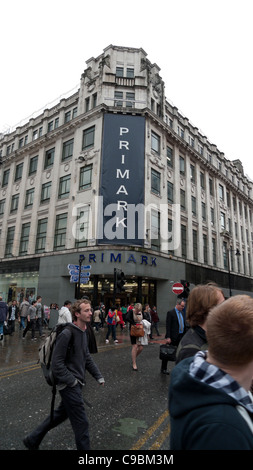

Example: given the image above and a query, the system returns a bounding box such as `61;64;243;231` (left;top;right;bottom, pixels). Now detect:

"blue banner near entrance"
98;114;145;246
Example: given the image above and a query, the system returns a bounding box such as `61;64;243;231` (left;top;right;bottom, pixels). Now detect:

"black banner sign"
98;113;145;246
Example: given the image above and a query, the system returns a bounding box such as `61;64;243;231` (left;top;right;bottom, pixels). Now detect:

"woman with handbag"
126;303;144;371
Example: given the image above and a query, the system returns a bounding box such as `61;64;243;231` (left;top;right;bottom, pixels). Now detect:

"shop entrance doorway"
78;276;156;311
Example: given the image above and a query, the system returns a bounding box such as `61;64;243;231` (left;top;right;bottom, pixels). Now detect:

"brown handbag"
130;323;145;337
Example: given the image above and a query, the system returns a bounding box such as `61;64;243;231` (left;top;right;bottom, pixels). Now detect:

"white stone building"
0;45;252;315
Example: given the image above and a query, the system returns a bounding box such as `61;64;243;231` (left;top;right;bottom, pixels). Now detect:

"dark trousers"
8;319;15;334
36;317;43;336
27;384;90;450
23;319;36;338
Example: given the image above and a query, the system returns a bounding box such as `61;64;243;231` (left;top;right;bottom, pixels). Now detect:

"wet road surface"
0;323;173;452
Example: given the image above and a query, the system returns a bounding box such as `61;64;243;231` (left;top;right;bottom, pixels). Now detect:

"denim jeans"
106;324;116;341
0;321;3;335
19;316;26;329
26;383;90;450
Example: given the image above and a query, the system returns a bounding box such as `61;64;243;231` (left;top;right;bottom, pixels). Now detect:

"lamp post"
227;247;241;297
77;254;85;299
222;232;241;297
227;245;232;297
221;231;241;297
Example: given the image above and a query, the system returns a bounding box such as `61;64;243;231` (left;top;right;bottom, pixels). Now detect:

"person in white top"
58;300;72;324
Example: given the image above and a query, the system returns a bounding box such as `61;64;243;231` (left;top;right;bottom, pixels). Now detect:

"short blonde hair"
206;295;253;366
133;303;142;312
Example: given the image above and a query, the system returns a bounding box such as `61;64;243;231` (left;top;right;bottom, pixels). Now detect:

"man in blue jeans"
23;299;105;450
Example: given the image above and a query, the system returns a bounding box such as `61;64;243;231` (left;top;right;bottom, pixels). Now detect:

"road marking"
131;409;169;450
149;423;170;450
0;363;40;379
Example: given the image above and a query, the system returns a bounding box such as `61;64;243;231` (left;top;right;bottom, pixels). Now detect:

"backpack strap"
50;385;56;425
50;324;74;424
176;328;208;360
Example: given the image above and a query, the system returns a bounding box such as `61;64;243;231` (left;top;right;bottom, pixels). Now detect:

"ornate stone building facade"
0;45;252;314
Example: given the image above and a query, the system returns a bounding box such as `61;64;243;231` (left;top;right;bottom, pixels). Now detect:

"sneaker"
105;339;109;343
114;340;118;343
23;436;39;450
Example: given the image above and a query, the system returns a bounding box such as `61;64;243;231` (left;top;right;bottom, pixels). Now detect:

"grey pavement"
0;321;173;451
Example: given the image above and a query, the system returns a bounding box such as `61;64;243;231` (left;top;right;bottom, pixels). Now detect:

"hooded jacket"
169;355;253;450
52;323;104;389
58;306;72;324
20;300;30;318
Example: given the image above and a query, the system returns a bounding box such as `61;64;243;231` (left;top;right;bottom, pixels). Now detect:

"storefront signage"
98;113;145;246
69;252;157;267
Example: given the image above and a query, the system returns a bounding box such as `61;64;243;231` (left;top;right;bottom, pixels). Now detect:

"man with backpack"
23;298;105;450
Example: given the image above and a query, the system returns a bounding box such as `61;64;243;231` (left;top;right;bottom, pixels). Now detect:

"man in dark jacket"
23;299;105;450
161;299;185;374
7;299;19;335
169;295;253;450
0;296;8;340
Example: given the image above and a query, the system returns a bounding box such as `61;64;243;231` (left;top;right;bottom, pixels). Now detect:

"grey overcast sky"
1;0;253;179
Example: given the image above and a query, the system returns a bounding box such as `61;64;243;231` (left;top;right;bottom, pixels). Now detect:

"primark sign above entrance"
69;251;157;267
98;113;145;246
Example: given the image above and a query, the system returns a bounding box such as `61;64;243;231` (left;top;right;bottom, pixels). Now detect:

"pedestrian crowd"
2;283;253;451
0;294;50;341
0;295;160;345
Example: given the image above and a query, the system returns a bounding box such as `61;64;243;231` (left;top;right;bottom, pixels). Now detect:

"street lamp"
220;231;241;297
228;247;241;297
77;254;85;299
